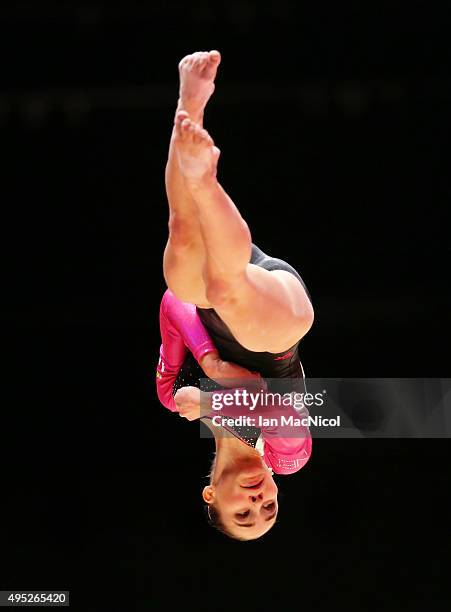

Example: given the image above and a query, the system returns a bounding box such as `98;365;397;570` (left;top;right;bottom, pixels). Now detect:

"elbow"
199;350;221;379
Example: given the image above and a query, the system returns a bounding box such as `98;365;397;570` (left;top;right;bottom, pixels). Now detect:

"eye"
264;502;276;511
236;510;250;519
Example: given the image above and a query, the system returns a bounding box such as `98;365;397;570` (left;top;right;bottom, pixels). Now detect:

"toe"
193;126;203;143
202;51;221;79
178;53;193;69
194;51;209;72
174;110;189;126
186;121;196;138
201;129;213;145
181;118;192;133
174;111;188;137
209;50;221;64
212;145;221;162
185;53;198;67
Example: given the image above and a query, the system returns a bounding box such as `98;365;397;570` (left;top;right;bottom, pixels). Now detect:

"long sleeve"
262;408;312;475
156;289;216;411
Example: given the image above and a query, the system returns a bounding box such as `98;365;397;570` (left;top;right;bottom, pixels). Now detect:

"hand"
174;386;201;421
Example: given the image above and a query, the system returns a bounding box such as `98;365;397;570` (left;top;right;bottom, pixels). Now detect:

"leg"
175;120;314;353
163;51;221;306
174;119;252;287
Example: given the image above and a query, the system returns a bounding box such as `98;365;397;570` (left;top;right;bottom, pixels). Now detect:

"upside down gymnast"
157;50;315;540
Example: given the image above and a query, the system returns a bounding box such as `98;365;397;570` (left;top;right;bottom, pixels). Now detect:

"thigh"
212;264;314;354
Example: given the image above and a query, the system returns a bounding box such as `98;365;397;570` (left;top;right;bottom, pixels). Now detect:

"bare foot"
178;50;221;121
174;111;220;181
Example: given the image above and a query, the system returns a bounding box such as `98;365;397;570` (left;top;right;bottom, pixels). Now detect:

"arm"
199;351;263;389
161;289;215;365
157;289;262;411
161;288;263;386
156;289;216;412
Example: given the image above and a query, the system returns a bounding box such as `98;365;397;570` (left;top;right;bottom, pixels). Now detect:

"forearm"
156;375;178;412
199;352;263;390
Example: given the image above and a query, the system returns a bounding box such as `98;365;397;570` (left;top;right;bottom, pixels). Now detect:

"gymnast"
156;289;312;540
159;50;315;539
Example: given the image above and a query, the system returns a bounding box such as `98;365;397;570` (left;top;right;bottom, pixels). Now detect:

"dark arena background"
1;2;450;611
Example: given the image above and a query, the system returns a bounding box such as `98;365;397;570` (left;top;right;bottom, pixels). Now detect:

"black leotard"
196;243;311;380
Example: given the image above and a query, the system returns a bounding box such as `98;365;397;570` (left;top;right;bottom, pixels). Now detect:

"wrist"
200;392;213;418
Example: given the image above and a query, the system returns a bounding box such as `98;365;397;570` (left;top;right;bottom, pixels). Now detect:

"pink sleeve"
156;346;178;412
259;402;312;475
262;429;312;475
160;290;216;364
156;290;216;412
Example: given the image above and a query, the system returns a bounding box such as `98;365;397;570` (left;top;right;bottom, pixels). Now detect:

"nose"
248;492;264;503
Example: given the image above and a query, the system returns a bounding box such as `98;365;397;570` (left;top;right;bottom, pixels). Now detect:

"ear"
202;485;215;503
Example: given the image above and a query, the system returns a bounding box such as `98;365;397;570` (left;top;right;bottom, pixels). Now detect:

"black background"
1;2;450;611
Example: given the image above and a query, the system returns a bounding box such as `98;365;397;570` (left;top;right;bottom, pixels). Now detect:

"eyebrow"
234;512;277;528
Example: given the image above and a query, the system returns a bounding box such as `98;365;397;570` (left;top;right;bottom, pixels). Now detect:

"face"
204;461;278;539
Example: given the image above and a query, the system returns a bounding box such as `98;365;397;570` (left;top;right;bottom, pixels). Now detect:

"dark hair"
204;504;246;541
204;453;248;540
